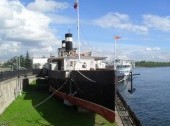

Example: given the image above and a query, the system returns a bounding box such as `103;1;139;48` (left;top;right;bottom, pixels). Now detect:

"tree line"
135;61;170;67
3;51;32;70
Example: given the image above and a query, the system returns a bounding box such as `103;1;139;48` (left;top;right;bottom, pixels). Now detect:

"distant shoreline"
135;61;170;67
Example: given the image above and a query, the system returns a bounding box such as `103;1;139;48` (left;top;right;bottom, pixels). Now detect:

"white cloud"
0;1;24;29
27;0;69;12
0;41;20;52
82;40;169;62
146;47;160;51
0;41;21;60
30;46;54;58
93;12;148;34
0;2;12;19
0;0;66;60
143;14;170;32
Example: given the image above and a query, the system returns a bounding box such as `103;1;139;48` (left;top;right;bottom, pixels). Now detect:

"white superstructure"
47;33;107;74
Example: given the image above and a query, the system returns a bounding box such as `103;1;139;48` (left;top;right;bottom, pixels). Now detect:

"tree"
19;55;25;67
3;51;33;70
25;51;32;69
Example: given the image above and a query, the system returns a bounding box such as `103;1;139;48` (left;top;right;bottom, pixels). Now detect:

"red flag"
114;36;121;39
74;1;78;9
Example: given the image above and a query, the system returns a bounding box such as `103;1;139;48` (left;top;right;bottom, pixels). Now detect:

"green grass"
0;81;116;126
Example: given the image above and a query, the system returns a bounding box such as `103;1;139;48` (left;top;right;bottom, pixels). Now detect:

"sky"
0;0;170;62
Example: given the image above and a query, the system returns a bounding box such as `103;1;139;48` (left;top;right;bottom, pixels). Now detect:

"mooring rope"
116;80;129;92
70;76;84;93
117;74;129;83
34;80;68;108
76;70;96;83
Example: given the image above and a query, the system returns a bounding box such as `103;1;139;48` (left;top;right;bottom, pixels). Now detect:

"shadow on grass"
24;80;96;126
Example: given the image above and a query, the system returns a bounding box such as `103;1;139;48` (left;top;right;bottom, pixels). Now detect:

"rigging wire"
116;80;129;92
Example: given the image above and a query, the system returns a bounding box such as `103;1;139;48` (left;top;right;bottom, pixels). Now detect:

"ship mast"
77;0;80;60
74;0;80;60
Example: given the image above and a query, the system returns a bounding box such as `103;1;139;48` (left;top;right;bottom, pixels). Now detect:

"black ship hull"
48;70;115;122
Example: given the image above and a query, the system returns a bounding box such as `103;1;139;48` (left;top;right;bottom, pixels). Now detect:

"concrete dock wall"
0;76;36;114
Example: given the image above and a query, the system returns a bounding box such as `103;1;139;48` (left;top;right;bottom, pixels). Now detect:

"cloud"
93;12;148;34
0;41;20;52
145;47;160;51
84;40;169;62
0;41;21;60
0;0;67;60
27;0;69;12
118;45;170;62
143;14;170;32
30;46;54;58
1;1;55;45
0;1;24;29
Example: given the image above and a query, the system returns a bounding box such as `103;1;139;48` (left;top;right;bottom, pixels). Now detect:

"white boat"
112;35;135;80
115;59;135;79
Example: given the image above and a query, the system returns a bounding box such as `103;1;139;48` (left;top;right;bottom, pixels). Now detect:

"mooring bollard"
128;72;140;94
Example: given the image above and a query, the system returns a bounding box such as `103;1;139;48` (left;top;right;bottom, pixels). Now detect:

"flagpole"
114;37;117;70
113;36;121;70
77;0;80;60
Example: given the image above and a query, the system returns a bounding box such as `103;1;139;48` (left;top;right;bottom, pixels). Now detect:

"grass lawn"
0;80;116;126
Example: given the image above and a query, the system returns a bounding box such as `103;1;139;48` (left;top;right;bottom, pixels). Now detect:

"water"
117;67;170;126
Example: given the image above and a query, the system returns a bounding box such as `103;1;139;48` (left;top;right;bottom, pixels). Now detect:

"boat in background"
115;59;135;80
111;34;135;81
106;59;135;81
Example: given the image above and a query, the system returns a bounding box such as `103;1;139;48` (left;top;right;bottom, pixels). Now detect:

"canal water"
117;67;170;126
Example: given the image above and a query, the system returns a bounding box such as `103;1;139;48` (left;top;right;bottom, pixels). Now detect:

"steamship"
47;33;115;122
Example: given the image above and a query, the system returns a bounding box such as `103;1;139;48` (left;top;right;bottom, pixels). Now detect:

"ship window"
82;62;87;68
70;61;73;66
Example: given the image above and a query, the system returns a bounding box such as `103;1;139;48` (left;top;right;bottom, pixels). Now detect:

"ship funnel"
62;40;65;48
65;33;73;51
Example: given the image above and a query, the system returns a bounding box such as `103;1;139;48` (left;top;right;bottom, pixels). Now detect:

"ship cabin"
47;56;106;71
47;33;107;71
